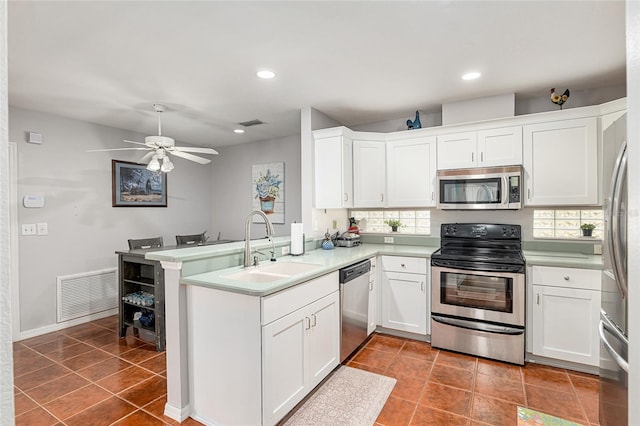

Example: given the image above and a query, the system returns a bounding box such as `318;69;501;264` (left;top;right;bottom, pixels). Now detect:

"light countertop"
180;244;437;296
176;243;603;297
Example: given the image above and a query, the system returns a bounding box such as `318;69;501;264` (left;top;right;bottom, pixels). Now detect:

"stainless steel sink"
221;262;324;283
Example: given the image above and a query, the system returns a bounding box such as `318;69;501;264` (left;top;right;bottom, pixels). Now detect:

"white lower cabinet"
367;257;377;335
262;291;340;426
187;272;339;426
530;266;601;366
380;256;428;335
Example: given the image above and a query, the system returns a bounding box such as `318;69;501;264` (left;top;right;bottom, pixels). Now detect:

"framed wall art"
252;162;284;223
112;160;167;207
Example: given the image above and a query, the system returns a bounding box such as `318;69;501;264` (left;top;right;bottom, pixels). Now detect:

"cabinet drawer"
531;266;600;290
380;256;427;274
262;272;339;325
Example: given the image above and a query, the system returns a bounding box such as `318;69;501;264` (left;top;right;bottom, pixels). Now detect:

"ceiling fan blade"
86;147;151;152
123;139;148;146
169;150;212;164
138;151;155;163
173;146;219;155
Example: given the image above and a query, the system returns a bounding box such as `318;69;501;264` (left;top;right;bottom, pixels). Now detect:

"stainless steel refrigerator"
599;113;628;426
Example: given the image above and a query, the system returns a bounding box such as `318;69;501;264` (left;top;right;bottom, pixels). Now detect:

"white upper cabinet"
477;126;523;167
386;136;437;207
353;140;386;207
523;117;598;206
437;126;522;170
437;131;477;169
313;133;353;208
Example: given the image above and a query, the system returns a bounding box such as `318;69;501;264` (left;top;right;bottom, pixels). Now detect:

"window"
349;210;431;235
533;209;603;239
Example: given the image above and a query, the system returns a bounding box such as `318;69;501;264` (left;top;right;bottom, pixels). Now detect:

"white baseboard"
15;308;118;341
164;402;191;422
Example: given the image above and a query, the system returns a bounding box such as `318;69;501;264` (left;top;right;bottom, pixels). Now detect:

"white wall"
9;107;214;333
211;134;301;241
350;84;626;133
0;1;15;422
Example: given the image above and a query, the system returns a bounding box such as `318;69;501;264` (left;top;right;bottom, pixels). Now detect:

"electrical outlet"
282;246;290;255
384;236;394;244
332;219;337;229
594;244;602;255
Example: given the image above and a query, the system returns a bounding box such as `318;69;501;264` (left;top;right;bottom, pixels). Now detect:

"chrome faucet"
244;210;276;267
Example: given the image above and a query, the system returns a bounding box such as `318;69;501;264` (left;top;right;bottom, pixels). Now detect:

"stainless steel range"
430;223;526;365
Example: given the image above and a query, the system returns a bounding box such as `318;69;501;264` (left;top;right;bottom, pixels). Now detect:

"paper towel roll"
291;223;304;255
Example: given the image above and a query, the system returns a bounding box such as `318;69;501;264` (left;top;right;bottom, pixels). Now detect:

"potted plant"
580;223;596;237
254;169;282;214
384;219;403;232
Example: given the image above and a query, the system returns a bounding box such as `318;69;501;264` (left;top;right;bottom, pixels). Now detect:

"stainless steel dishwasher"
339;259;371;362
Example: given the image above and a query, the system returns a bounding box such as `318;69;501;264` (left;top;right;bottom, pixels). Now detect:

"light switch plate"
594;244;602;255
384;236;394;244
37;223;48;235
281;246;290;255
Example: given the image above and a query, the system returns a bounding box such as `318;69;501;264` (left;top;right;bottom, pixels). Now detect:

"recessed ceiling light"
462;72;481;81
234;129;245;134
257;70;276;79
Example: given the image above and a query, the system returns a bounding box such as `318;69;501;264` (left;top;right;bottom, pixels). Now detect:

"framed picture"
112;160;167;207
252;162;284;224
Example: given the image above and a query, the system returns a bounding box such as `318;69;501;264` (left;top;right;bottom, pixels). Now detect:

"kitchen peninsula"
146;238;435;424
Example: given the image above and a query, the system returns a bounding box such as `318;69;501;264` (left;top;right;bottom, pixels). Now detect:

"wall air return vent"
238;119;265;127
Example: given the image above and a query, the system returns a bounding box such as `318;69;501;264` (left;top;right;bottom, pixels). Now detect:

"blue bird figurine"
406;110;421;130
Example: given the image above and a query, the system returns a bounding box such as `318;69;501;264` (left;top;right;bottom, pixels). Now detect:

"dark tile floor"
13;317;599;425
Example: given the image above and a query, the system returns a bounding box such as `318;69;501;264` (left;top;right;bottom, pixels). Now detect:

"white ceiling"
8;1;626;149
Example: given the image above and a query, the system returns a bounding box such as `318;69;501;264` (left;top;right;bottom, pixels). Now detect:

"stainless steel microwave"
437;165;523;210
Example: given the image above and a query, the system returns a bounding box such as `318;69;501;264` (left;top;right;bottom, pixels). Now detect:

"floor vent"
57;268;118;323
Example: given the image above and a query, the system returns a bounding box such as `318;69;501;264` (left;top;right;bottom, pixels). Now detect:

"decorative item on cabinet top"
406;110;422;129
550;88;570;109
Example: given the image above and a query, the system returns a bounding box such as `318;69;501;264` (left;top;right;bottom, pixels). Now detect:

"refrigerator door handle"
607;140;628;297
599;320;629;373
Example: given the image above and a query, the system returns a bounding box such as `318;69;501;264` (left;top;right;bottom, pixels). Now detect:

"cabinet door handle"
380;193;384;202
528;189;531;200
432;191;435;201
537;294;540;305
311;314;317;327
471;152;474;162
400;263;406;268
420;281;424;292
369;281;373;291
564;276;570;281
480;152;484;162
305;317;311;330
344;193;348;202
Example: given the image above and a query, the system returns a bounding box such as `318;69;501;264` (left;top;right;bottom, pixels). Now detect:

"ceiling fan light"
147;155;161;172
161;156;174;172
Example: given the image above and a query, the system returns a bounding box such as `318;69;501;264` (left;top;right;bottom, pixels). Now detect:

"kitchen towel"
291;222;304;255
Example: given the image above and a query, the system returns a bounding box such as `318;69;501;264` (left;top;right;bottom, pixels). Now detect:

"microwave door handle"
501;176;509;205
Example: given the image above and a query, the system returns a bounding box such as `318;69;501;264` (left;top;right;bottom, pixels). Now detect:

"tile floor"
13;317;599;425
347;334;599;426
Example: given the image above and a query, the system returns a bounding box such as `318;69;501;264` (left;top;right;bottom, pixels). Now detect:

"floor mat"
518;406;585;426
283;366;396;426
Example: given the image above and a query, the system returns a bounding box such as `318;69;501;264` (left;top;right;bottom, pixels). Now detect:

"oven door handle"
431;314;524;335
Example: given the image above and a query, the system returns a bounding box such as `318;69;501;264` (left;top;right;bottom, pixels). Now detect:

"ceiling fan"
89;103;218;172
